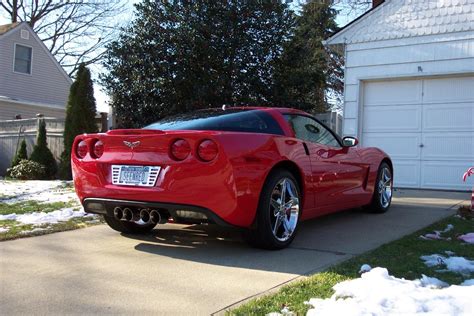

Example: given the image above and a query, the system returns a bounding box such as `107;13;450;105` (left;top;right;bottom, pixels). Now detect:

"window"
146;109;285;135
14;44;32;74
284;114;341;147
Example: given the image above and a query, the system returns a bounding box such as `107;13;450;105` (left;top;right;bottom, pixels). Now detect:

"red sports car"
72;107;393;249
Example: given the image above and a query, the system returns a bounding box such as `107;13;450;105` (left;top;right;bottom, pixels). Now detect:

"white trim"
0;96;65;110
13;42;33;76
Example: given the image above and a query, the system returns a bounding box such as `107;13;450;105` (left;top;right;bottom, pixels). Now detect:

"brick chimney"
373;0;384;8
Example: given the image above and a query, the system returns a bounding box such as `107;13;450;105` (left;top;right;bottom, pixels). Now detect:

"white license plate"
111;165;161;187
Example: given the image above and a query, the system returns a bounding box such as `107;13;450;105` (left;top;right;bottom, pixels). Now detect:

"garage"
362;76;474;190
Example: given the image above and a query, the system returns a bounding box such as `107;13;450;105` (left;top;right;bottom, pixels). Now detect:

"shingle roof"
326;0;474;45
0;22;20;35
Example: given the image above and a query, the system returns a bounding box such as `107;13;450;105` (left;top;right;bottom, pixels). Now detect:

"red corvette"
72;107;393;249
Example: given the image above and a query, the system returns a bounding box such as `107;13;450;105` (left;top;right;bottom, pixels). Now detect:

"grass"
230;214;474;315
0;200;78;215
0;216;103;241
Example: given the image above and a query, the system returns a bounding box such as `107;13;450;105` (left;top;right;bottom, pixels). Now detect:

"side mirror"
343;136;359;147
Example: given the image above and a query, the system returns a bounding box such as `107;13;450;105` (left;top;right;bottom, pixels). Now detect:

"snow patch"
420;254;474;275
460;279;474;286
0;180;79;204
0;227;9;233
0;208;93;225
458;233;474;244
306;267;474;316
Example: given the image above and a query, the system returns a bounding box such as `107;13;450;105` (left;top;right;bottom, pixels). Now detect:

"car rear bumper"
83;198;235;227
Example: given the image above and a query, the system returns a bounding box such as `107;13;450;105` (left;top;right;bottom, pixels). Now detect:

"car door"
284;114;366;213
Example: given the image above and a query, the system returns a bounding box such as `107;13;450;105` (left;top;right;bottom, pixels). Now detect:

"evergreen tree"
60;63;97;179
101;0;294;128
11;139;28;167
273;0;343;113
30;119;57;179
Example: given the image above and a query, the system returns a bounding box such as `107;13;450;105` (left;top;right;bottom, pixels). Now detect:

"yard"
230;214;474;315
0;180;101;241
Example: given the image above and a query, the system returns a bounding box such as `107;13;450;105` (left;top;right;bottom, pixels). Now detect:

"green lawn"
0;200;77;215
230;214;474;315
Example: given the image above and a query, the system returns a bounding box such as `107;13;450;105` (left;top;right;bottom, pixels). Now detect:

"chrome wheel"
378;167;392;208
269;178;300;242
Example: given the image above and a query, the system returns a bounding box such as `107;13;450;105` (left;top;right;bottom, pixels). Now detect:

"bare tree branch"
1;0;127;76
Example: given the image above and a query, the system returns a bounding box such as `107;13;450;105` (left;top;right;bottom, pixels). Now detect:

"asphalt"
0;189;469;315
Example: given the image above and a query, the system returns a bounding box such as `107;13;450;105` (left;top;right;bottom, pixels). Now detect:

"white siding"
0;24;71;107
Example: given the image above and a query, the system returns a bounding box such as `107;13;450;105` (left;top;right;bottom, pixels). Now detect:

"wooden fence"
0;117;65;176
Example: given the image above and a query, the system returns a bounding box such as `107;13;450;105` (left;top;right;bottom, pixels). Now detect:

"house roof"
325;0;474;45
0;22;20;35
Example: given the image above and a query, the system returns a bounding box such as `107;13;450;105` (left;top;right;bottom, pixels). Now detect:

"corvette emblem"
123;141;141;148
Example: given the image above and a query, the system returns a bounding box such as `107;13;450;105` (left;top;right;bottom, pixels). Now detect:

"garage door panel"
363;133;421;160
421;161;473;190
393;160;420;188
424;77;474;104
423;102;474;132
364;80;422;106
422;132;474;161
363;105;421;132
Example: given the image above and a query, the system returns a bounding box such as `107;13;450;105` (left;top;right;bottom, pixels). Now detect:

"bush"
30;119;57;179
11;139;28;167
7;160;46;180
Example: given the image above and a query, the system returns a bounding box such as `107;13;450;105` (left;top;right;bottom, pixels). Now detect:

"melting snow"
0;227;9;233
306;268;474;316
0;180;79;204
0;208;92;225
458;233;474;244
420;254;474;275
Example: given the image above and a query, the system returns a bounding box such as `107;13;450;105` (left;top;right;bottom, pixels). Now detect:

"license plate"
111;165;161;187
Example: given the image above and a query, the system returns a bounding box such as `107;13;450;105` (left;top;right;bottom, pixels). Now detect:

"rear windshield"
146;109;284;135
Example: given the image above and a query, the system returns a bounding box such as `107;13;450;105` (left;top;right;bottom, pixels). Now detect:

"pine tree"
30;119;57;179
59;63;97;179
11;139;28;167
273;0;343;113
101;0;294;128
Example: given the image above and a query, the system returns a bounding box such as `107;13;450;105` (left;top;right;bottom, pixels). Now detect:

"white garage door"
362;76;474;190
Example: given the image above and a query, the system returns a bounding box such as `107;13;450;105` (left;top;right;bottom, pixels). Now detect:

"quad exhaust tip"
122;208;133;221
113;207;123;220
113;206;164;224
139;209;161;225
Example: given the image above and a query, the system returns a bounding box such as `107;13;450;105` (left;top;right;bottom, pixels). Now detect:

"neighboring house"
0;22;72;120
325;0;473;190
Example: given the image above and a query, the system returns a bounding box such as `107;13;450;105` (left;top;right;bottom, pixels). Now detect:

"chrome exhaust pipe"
122;208;133;221
150;210;161;225
113;207;123;220
140;209;151;223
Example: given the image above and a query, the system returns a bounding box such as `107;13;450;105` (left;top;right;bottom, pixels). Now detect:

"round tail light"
76;140;88;158
92;140;104;158
197;140;218;162
170;139;191;161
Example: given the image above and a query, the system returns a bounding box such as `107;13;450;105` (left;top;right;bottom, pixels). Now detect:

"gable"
0;22;72;107
326;0;474;45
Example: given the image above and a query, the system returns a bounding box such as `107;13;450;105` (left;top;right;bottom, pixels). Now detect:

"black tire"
242;169;301;250
103;215;156;234
366;162;393;213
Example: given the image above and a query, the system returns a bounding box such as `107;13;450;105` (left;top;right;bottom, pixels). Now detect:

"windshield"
145;109;284;135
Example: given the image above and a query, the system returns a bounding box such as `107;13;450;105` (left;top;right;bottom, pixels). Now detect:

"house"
325;0;473;190
0;22;72;120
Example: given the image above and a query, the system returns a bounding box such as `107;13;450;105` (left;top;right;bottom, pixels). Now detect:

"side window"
14;44;32;74
285;114;341;148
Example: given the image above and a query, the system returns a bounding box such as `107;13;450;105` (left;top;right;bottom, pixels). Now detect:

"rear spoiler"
106;129;165;135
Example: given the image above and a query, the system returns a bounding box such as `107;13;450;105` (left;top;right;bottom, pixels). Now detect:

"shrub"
30;119;57;179
11;139;28;167
60;63;97;180
7;160;46;180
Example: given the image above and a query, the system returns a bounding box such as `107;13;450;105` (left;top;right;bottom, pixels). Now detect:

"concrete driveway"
0;189;468;315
